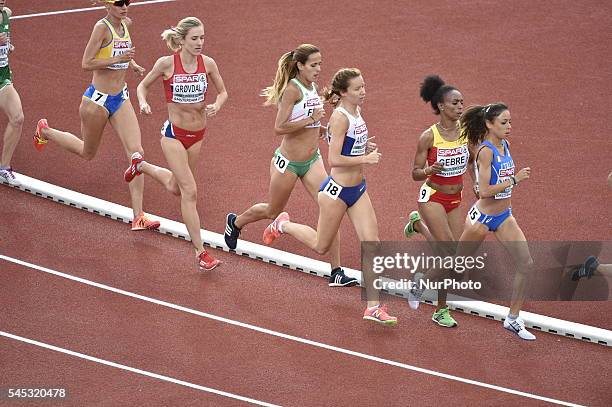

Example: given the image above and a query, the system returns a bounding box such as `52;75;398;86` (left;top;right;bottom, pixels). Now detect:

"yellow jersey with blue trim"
95;18;131;70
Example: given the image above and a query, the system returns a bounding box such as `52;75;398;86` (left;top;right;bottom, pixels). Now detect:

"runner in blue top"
456;102;536;340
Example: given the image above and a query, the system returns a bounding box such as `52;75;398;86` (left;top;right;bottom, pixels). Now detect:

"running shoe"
503;316;536;340
407;272;424;310
263;212;289;245
199;250;221;271
403;210;421;239
571;256;599;281
0;167;20;186
131;212;161;231
363;304;398;326
224;212;241;250
328;268;359;287
34;119;49;151
432;306;457;327
124;152;143;182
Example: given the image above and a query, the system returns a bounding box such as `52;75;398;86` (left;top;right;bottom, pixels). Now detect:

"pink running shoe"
263;212;289;245
34;119;49;151
131;212;160;231
199;250;221;271
363;304;398;326
124;152;143;182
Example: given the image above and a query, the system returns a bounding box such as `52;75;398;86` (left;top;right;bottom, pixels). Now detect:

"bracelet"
510;175;517;186
424;167;430;176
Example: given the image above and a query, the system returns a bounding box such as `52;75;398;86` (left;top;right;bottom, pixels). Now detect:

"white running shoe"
0;167;20;186
503;316;536;341
407;272;424;310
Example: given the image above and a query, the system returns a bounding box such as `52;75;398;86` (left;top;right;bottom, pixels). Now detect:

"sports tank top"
426;124;469;185
0;10;11;68
163;53;208;104
334;106;368;157
95;18;132;70
477;139;515;200
288;78;323;128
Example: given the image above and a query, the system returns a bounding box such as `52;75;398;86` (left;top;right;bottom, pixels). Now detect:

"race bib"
90;90;108;107
122;86;129;100
417;183;432;203
468;205;482;225
323;178;343;200
273;151;289;174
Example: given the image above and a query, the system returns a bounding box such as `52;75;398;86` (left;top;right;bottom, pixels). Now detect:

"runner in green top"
0;1;24;187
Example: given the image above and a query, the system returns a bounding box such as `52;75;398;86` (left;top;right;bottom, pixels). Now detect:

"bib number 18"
323;178;342;200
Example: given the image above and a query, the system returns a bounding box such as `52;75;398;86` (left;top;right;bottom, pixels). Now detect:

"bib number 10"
273;151;288;174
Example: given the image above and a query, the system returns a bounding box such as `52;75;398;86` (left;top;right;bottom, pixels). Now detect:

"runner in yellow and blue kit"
0;1;25;187
32;0;160;232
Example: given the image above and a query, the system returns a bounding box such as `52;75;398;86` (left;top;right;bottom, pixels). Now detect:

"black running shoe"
224;213;241;250
328;268;359;287
571;256;599;281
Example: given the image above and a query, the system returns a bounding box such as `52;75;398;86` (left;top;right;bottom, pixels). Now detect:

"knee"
180;184;198;201
10;111;24;128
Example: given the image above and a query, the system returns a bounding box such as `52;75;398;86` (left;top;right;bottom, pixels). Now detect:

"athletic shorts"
0;65;12;91
319;176;366;208
417;182;462;213
161;120;206;150
83;83;129;116
467;205;512;232
272;148;321;178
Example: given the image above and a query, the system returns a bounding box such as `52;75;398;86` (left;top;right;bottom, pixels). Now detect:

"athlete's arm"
136;56;171;114
467;142;479;196
81;22;134;71
129;59;145;76
327;111;379;167
412;130;442;181
204;56;228;117
273;83;323;135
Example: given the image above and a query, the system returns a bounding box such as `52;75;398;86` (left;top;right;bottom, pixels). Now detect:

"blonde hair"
261;44;320;106
161;17;204;52
322;68;362;107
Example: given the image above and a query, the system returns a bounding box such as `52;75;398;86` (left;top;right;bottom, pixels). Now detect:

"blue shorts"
83;84;129;116
319;176;366;208
468;205;512;232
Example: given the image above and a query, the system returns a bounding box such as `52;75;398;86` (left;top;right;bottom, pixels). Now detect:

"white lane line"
0;254;585;407
12;0;176;20
0;331;280;407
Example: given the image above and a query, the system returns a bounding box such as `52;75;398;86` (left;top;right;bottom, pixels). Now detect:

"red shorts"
418;182;462;213
161;120;206;150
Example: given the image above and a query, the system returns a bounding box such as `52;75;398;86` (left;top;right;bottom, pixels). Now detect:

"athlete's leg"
109;101;145;217
495;216;533;316
234;160;299;228
159;137;205;254
0;85;24;167
137;136;182;196
40;98;108;160
301;158;341;270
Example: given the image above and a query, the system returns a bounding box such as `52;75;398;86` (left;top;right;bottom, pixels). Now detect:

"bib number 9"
323;178;342;200
273;151;289;174
417;184;431;203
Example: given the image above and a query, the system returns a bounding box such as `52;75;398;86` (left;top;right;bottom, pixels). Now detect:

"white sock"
278;220;288;233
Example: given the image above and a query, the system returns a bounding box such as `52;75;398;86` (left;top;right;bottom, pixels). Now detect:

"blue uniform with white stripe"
469;140;515;231
320;106;368;207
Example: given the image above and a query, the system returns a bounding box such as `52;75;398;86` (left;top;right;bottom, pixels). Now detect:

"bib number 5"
468;205;482;225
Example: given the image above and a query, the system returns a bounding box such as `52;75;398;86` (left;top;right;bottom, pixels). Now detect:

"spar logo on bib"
172;73;207;103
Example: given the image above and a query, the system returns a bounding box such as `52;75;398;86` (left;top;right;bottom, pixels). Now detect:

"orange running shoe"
262;212;289;245
131;212;161;231
199;250;221;271
124;152;143;183
34;119;49;151
363;304;398;326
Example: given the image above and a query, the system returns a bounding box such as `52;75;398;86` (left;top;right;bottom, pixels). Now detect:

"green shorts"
0;65;12;91
273;148;321;178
